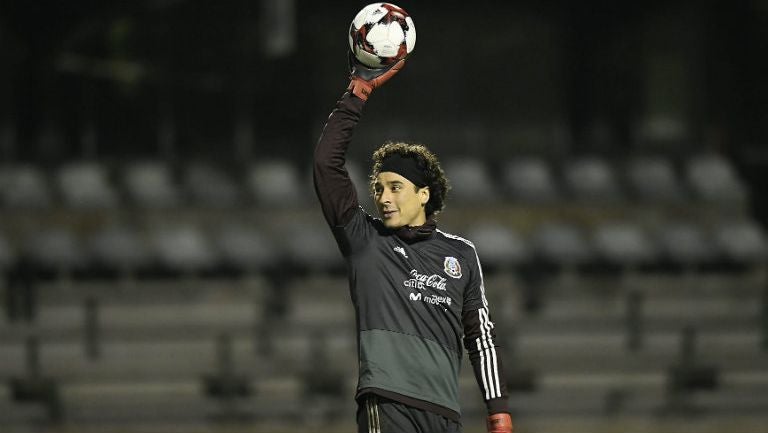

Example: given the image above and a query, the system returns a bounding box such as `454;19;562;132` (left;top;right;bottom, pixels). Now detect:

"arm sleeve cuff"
486;397;510;415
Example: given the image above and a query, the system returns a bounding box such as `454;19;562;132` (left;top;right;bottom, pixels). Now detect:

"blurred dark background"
2;1;767;156
1;1;767;432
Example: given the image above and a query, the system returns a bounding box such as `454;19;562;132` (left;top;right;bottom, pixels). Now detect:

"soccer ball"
349;3;416;69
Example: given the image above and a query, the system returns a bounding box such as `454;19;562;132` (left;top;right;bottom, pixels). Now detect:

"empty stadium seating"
1;152;766;433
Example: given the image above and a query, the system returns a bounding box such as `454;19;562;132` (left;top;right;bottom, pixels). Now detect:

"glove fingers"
347;52;407;101
370;59;405;89
349;52;407;81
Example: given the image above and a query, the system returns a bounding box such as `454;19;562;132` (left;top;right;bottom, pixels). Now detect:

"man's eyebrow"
374;180;404;188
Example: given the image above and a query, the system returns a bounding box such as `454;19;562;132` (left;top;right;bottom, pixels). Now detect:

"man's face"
373;171;429;229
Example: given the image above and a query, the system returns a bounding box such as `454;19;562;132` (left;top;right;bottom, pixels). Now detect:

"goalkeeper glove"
487;413;513;433
347;52;406;101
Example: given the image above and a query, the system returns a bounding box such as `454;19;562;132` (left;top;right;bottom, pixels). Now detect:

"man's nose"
377;190;391;204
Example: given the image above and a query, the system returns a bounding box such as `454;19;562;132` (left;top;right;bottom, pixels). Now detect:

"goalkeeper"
313;54;514;433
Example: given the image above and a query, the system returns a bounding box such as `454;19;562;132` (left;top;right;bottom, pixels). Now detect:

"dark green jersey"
314;92;509;421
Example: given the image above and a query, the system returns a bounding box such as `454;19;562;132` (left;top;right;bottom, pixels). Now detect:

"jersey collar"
394;219;437;244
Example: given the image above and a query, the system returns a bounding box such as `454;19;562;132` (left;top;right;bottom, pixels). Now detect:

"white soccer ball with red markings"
349;3;416;69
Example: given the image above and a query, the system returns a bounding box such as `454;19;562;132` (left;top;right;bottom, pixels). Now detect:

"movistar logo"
408;292;452;307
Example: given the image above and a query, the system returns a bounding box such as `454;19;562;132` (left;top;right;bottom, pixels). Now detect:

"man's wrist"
348;78;373;101
486;397;509;416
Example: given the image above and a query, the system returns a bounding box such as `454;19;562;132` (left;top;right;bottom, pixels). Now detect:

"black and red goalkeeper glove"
347;52;406;101
487;413;513;433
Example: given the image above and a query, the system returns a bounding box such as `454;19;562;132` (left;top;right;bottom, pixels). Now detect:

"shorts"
357;394;462;433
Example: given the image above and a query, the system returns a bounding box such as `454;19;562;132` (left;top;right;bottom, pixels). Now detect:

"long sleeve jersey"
313;91;509;421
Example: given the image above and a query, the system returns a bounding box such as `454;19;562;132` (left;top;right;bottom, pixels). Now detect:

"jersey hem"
356;386;461;421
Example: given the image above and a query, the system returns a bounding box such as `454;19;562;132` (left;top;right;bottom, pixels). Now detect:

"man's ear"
420;187;430;207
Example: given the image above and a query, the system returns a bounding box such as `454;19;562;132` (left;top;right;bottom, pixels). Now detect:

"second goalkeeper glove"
487;413;513;433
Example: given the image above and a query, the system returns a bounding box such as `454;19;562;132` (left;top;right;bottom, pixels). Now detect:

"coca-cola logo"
403;269;447;291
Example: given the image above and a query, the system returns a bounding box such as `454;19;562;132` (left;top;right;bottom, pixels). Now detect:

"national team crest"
444;256;462;279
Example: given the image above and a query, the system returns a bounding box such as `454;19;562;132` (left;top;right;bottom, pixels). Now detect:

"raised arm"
313;92;366;227
313;56;406;227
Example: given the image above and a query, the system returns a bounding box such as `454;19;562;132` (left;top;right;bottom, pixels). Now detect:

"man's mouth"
382;210;397;219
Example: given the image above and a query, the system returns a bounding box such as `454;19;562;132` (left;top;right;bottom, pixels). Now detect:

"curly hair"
370;141;450;218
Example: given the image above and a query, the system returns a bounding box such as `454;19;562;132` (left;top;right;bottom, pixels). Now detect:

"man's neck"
394;218;437;244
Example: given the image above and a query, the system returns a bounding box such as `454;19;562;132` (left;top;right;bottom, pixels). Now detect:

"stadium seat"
625;156;685;202
149;225;218;273
123;161;182;208
501;157;560;203
712;219;768;265
685;154;748;205
283;222;344;273
562;157;622;202
182;162;241;208
465;222;530;270
88;225;151;273
530;222;593;266
0;232;15;270
213;224;277;272
0;165;53;208
247;159;305;208
591;222;657;268
285;278;354;329
656;222;717;268
57;161;119;209
442;157;498;203
23;228;87;272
